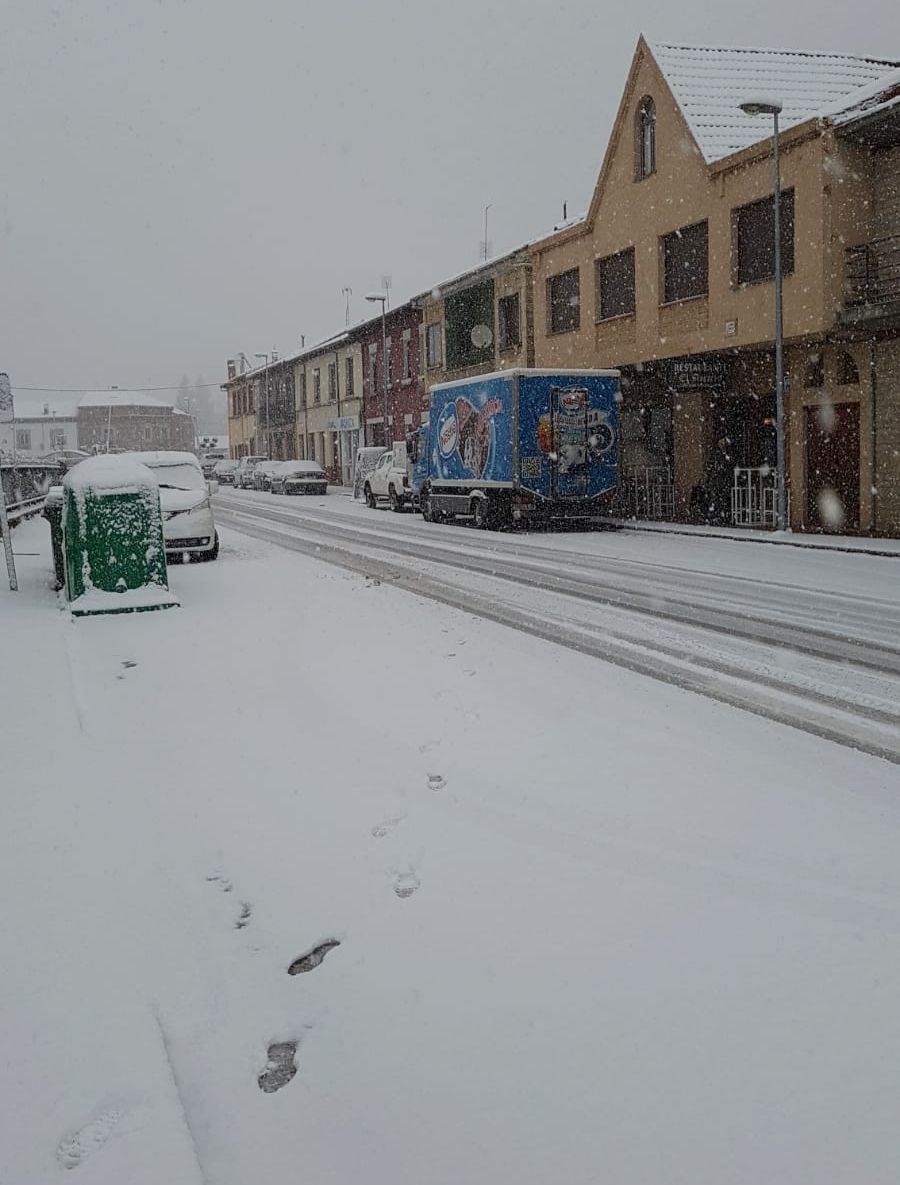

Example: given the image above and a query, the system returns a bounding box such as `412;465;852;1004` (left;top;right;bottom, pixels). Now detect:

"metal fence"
731;466;776;528
619;465;675;521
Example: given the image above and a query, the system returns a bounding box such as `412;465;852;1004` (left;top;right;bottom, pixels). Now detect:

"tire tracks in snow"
216;502;900;765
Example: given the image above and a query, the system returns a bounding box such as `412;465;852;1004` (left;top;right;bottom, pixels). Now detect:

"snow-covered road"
216;489;900;761
3;516;900;1185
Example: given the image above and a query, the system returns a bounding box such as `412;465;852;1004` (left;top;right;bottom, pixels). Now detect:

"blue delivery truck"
409;368;620;529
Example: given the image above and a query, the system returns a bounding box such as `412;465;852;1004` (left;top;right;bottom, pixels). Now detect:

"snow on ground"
2;516;900;1184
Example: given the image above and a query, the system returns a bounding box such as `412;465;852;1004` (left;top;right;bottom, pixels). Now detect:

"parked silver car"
234;455;266;489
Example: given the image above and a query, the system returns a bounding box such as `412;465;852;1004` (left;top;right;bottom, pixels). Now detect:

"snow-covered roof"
828;65;900;126
649;42;899;162
78;391;175;410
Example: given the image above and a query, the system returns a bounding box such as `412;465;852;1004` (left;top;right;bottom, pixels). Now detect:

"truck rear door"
550;387;589;498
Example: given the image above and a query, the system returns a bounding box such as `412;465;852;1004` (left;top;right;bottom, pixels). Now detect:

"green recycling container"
62;455;179;616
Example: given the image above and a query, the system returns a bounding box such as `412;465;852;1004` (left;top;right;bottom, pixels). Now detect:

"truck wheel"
421;494;434;522
389;486;403;513
365;485;377;510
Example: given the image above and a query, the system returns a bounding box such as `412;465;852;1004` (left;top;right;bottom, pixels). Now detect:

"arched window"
837;350;859;385
637;97;656;178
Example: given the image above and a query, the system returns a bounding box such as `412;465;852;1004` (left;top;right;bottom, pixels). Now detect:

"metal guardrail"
1;462;62;525
845;234;900;315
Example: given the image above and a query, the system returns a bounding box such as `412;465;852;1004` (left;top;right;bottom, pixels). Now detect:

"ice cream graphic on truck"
416;368;619;527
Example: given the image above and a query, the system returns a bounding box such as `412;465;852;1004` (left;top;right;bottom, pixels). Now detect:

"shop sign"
327;415;359;431
668;357;729;391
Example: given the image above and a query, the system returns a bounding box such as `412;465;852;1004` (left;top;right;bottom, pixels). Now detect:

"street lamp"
365;293;389;447
253;352;270;457
739;98;787;531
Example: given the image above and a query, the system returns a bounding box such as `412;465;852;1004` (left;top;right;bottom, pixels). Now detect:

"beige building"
223;361;258;458
415;247;534;401
293;332;363;484
531;39;900;534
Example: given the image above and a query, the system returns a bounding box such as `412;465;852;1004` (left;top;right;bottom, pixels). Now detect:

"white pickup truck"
362;442;412;512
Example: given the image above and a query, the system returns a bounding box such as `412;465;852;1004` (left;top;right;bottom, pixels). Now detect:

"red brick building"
357;301;423;447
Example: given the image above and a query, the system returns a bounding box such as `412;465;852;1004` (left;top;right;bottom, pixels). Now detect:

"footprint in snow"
371;816;404;838
235;902;252;929
56;1109;121;1170
115;659;138;681
393;870;421;899
206;872;233;892
258;1041;298;1094
288;938;340;975
427;773;446;791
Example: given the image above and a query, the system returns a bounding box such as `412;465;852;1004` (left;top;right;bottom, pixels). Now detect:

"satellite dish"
470;324;493;349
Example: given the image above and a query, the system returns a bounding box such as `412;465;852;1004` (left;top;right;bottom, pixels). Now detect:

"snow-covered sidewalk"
2;517;900;1185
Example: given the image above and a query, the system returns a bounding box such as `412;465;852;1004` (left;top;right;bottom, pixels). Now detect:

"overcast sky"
2;0;896;416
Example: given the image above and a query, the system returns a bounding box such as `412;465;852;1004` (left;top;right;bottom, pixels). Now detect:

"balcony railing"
844;235;900;321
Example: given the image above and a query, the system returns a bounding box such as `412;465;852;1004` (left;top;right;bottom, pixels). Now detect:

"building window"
661;220;708;303
498;292;521;350
52;430;66;450
345;356;354;397
328;362;337;402
384;338;392;386
299;371;307;407
425;322;442;369
596;247;636;320
143;425;153;442
637;96;656;179
805;353;824;388
368;345;378;391
249;389;255;413
548;268;581;334
313;368;321;404
445;280;495;370
734;189;795;285
402;329;412;381
837;350;859;385
15;428;31;451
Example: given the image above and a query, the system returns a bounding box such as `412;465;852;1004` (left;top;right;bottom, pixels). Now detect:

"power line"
12;382;226;394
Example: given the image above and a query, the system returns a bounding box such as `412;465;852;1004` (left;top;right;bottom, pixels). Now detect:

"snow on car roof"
649;41;899;162
280;461;325;473
63;452;158;492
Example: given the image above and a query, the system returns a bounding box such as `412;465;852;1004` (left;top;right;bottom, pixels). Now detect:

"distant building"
0;407;78;459
77;391;195;454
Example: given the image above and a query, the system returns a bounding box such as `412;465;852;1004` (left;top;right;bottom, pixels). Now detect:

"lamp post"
253;352;270;457
740;99;786;531
365;293;389;447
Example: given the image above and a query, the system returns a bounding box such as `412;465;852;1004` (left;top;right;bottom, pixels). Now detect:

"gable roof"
649;42;898;163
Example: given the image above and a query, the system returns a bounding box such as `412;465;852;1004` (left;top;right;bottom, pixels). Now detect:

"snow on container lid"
63;453;159;495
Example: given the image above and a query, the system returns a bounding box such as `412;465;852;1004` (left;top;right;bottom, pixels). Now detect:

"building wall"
294;342;363;482
224;376;258;458
77;406;194;453
418;254;533;397
359;305;423;445
0;415;78;458
532;48;831;373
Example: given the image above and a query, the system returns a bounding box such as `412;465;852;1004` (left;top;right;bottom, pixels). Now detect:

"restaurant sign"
667;357;729;391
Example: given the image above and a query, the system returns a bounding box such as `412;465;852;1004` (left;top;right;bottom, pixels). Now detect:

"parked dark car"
282;461;328;496
212;458;239;485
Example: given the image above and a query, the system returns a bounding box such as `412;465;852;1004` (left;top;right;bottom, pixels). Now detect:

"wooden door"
805;402;860;532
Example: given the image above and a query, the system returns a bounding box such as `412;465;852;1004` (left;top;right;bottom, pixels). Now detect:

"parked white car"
233;454;266;489
363;444;411;512
212;458;238;485
131;451;219;561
